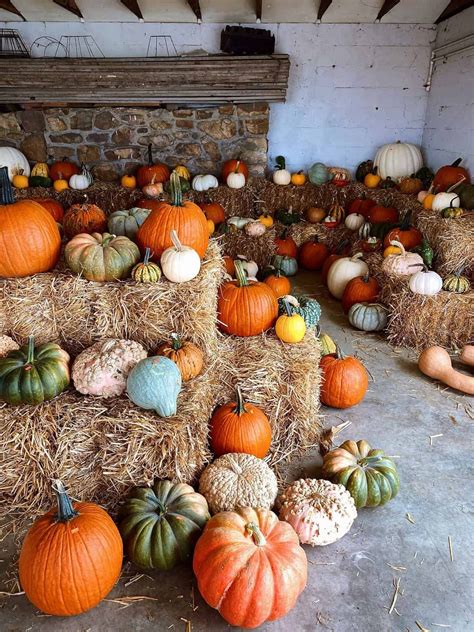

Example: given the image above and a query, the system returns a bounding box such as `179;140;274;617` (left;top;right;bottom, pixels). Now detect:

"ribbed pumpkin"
200;202;225;226
275;299;307;343
137;172;209;260
442;271;470;294
65;232;140;281
341;272;380;313
31;198;64;223
277;294;321;327
155;333;203;381
210;385;272;458
383;212;422;250
347;196;376;218
327;201;345;224
193;507;307;629
327;253;369;300
49;158;79;181
264;270;291;297
348;302;388;332
136;143;170;187
218;260;278;337
118;480;209;571
0;336;70;405
321;241;351;285
323;439;400;508
274;230;298;257
108;207;151;240
131;247;161;283
298;237;329;271
320;346;368;409
271;254;298;277
19;480;123;616
63;203;107;239
0;167;61;278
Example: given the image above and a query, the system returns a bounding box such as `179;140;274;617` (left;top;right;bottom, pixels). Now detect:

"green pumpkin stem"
245;522;267;547
335;345;346;360
147;143;153;166
234;260;248;287
53;479;79;522
233;385;247;415
143;247;152;266
0;166;14;205
283;298;293;317
170;333;182;351
26;335;35;365
170;171;183;206
359;454;385;467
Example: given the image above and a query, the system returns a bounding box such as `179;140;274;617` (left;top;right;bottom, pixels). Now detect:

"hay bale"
221;226;277;269
288;222;352;249
0;241;224;356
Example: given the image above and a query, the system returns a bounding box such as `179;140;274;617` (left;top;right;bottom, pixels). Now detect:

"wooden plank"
52;0;83;19
120;0;144;20
0;0;25;20
317;0;333;21
376;0;400;21
435;0;474;23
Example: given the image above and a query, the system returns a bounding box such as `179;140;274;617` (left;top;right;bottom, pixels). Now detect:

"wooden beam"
120;0;143;20
376;0;400;21
435;0;474;23
256;0;262;22
52;0;83;19
317;0;332;21
0;0;25;20
187;0;202;22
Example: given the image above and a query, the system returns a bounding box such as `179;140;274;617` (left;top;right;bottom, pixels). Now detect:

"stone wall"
0;104;269;181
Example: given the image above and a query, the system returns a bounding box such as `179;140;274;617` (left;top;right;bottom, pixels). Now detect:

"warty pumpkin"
217;260;278;337
193;507;307;628
63;203;107;239
0;168;61;278
341;272;380;314
137;172;209;260
278;294;321;327
156;333;203;381
210;385;272;458
19;480;123;616
136;143;170;187
298;237;329;271
320;346;368;409
399;174;423;195
382;240;423;276
119;480;209;571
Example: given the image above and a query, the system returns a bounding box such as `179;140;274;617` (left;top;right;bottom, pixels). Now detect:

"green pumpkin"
379;176;397;190
275;206;301;225
164;176;190;194
271;254;298;277
278;294;321;326
308;162;331;185
441;206;463;218
454;182;474;210
131;247;161;283
442;272;470;294
415;166;434;190
0;336;70;405
108;207;151;240
29;175;52;188
370;222;399;240
323;439;399;509
126;355;181;417
118;479;210;570
348;302;388;332
413;238;434;268
355;160;374;183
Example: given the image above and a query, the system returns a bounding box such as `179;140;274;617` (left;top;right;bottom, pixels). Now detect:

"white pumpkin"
432;192;460;212
192;174;218;192
237;255;258;278
69;165;92;190
409;268;443;296
228;216;253;229
0;147;30;181
226;162;246;189
345;213;365;231
327;253;369;300
382;241;424;277
161;230;201;282
273;169;291;185
374;141;423;180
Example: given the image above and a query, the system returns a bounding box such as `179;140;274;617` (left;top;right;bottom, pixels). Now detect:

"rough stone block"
175;143;201;158
0;113;21;133
86;132;110;143
18;111;45;133
46;116;68;132
70;110;93;130
91;163;119;182
49;133;83;144
112;127;133;145
104;147;141;161
173;109;193;118
198;118;237;140
245;118;269;135
175;119;194;129
78;145;101;163
20;134;47;162
94;111;117;130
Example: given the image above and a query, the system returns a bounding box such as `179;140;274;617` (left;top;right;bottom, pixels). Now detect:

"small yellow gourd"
383;243;402;258
275;299;306;343
12;171;29;188
258;213;274;228
31;162;49;178
364;172;381;189
53;178;69;192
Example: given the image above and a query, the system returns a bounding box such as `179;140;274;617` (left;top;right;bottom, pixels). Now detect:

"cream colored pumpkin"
409;268;443;296
160;230;201;283
374;141;423;180
227;171;246;189
228;216;252;229
273;168;291;185
344;213;365;231
382;240;424;276
69;168;92;190
0;146;30;181
236;255;258;278
327;253;369;300
192;174;218;191
432;192;460;212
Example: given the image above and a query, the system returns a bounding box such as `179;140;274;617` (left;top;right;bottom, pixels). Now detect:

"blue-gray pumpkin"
308;162;332;186
348;302;388;332
271;254;298;277
108;207;151;240
127;356;181;417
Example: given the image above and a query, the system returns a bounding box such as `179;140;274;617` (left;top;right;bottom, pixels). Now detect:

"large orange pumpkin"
19;480;123;616
49;158;79;181
63;203;108;239
31;198;64;223
218;260;278;337
210;385;272;458
193;507;307;628
320;346;368;408
432;158;470;192
221;158;249;182
200;201;225;226
298;237;329;270
275;230;298;258
341;272;380;313
368;205;399;224
136;143;170;188
0;169;61;278
137;172;209;260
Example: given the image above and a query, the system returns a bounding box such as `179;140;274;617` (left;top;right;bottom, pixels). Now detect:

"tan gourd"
460;345;474;367
418;346;474;395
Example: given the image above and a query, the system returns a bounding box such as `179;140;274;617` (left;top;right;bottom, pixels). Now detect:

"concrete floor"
1;272;473;632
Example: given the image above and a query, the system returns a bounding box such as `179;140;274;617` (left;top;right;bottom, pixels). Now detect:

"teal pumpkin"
308;162;331;185
271;254;298;277
278;294;321;327
118;480;210;570
126;356;181;417
107;207;151;240
348;302;388;332
0;336;70;405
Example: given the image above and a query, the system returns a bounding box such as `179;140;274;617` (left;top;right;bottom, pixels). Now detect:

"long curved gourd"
460;345;474;366
418;346;474;395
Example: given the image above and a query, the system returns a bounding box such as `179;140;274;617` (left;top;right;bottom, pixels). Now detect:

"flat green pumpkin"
118;480;210;570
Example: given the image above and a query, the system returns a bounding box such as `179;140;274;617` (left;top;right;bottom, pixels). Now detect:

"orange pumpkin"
320;346;368;408
275;230;298;258
19;480;123;616
200;201;225;226
137;172;209;260
155;333;204;382
53;179;69;192
368;204;399;224
264;271;291;297
49;158;79;181
423;193;435;209
221;158;249;182
193;507;307;628
223;256;235;277
432;158;470;192
121;174;137;189
298;237;329;271
210;386;272;458
347;196;376;218
0;169;61;278
31;198;64;223
218;260;278;337
341;272;380;314
383;213;422;250
321;241;350;285
63;203;107;239
136;143;170;188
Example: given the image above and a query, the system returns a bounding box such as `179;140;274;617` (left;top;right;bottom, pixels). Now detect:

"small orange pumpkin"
63;203;108;239
291;171;306;185
223;256;235;277
320;346;368;409
121;174;137;189
200;202;225;226
264;270;291;297
341;272;380;314
31;198;64;223
155;333;204;382
53;178;69;192
275;230;298;258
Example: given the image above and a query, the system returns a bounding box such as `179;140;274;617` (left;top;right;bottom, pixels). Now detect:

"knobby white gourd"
192;174;218;191
161;230;201;283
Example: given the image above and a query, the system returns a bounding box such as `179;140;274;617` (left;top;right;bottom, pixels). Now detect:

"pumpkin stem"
143;247;152;266
171;333;182;351
0;166;14;204
234;160;240;174
26;335;35;365
283;298;293;317
170;171;183;206
170;229;183;251
52;480;79;522
451;158;463;167
233;385;247;415
362;271;370;283
359;454;384;467
245;522;267;547
275;155;286;170
147;143;153;166
335;345;346;360
234;260;249;287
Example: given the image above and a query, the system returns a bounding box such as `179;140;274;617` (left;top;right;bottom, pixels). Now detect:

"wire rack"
0;29;29;57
